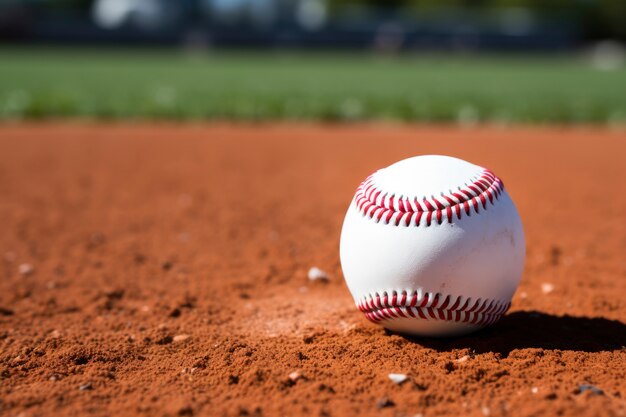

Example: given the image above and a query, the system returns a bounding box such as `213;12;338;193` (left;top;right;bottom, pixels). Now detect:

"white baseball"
340;155;525;337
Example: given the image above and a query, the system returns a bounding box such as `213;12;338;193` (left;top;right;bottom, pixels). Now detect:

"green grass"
0;48;625;123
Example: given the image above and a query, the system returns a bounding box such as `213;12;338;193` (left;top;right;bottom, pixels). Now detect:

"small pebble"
578;384;604;395
481;406;491;416
541;283;555;294
288;371;302;382
308;267;330;282
18;263;34;276
388;373;408;385
455;355;470;363
79;383;92;391
377;397;395;409
173;334;191;343
531;387;539;394
0;307;14;316
178;406;194;416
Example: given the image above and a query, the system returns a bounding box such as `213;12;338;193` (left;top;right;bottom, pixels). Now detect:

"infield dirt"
0;123;625;417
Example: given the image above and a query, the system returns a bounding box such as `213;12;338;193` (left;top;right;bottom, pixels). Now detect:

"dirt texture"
0;123;625;417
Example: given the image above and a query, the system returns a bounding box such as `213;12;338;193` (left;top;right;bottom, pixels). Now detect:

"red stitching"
356;291;510;328
353;169;504;226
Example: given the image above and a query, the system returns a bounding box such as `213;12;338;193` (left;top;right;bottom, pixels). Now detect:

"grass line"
0;48;624;123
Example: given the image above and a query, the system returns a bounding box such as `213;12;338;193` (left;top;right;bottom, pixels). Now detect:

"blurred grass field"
0;48;625;124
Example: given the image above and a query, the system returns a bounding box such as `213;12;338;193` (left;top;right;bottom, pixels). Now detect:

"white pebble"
288;371;302;382
308;267;329;281
541;283;555;294
531;387;539;394
18;263;34;276
388;373;408;385
455;355;470;363
481;406;491;416
173;334;191;343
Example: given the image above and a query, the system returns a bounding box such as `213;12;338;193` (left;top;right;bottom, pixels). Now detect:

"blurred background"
0;0;624;123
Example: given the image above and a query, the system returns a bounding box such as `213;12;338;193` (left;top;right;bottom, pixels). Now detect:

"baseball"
340;155;525;337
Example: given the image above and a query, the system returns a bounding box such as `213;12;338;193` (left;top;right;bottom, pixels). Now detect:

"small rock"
531;387;539;394
377;397;395;409
387;373;408;385
169;308;182;318
578;384;604;395
18;263;34;276
519;291;528;299
173;334;191;343
79;383;92;391
178;406;194;416
0;307;14;316
541;283;555;294
156;335;173;345
49;329;62;338
455;355;470;363
307;267;329;282
288;371;302;382
481;406;491;416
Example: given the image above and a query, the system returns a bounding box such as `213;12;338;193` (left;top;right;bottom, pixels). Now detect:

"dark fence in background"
0;0;623;51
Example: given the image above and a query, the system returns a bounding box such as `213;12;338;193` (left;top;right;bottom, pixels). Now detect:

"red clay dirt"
0;123;625;417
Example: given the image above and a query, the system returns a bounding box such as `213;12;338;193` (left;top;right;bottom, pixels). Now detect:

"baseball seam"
354;168;504;226
356;290;510;327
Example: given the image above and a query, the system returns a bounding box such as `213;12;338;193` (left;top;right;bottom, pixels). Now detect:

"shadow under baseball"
399;311;626;355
